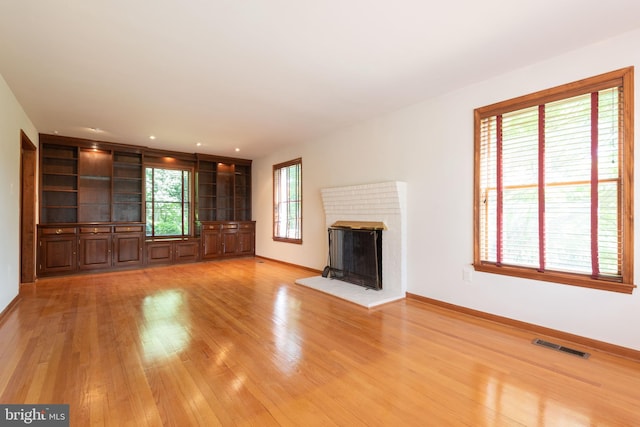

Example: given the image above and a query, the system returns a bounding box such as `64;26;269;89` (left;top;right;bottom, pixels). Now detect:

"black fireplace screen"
325;226;382;290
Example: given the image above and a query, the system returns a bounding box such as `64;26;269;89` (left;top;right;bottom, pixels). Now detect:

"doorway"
20;130;37;283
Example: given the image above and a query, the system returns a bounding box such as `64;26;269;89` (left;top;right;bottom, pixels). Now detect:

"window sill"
273;237;302;245
473;262;636;294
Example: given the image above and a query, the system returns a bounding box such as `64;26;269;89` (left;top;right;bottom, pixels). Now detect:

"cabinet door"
113;233;143;267
237;230;255;255
202;226;222;259
175;241;199;263
221;231;237;255
146;242;172;265
79;233;112;271
39;236;77;275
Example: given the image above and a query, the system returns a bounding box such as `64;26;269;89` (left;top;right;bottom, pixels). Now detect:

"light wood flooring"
1;258;639;426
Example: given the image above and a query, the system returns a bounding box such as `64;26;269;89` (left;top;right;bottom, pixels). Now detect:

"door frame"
20;130;37;283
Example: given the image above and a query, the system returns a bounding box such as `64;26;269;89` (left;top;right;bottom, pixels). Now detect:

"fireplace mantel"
296;181;407;308
331;220;387;230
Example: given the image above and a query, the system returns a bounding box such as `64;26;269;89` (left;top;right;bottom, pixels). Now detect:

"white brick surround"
296;181;407;308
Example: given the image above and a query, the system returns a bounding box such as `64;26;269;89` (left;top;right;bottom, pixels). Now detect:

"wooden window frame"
145;165;193;238
473;67;635;294
273;158;302;244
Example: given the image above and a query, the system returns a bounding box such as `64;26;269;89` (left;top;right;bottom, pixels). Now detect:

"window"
273;158;302;243
145;167;191;237
474;67;635;294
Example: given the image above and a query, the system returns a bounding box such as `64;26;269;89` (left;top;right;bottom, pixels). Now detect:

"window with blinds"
273;158;302;243
474;67;635;294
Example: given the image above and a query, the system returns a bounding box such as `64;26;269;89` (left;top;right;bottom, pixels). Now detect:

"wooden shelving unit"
196;156;252;223
40;144;78;224
78;148;112;223
112;152;143;223
37;134;253;277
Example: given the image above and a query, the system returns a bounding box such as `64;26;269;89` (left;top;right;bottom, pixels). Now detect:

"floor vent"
532;338;590;359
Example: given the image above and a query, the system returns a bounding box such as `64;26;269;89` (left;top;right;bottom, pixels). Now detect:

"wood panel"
113;234;143;267
78;233;111;270
3;259;640;426
146;241;172;264
174;240;199;262
20;131;37;283
38;236;76;274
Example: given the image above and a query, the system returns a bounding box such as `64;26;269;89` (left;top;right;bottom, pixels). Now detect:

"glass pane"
598;181;619;275
545;184;591;273
502;187;538;267
545;94;591;184
153;202;183;236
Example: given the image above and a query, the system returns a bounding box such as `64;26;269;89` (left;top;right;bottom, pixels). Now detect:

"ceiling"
1;1;639;159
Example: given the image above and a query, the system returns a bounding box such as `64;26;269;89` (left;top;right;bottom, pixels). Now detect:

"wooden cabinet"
146;239;199;265
38;227;77;275
38;224;145;275
201;221;255;259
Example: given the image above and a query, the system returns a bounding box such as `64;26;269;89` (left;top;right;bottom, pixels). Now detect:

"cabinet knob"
93;228;98;234
56;229;62;235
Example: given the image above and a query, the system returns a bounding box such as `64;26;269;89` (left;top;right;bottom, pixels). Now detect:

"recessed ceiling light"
90;127;102;133
53;130;59;134
196;142;202;147
235;148;240;152
149;135;156;140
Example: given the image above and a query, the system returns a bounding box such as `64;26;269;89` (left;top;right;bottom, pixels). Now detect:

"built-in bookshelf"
78;148;112;222
112;152;143;222
40;144;78;223
196;156;252;224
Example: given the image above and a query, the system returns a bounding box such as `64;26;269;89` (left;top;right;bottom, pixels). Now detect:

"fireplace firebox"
324;222;384;290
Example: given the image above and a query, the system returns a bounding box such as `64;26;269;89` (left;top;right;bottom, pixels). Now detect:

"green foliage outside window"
146;167;190;237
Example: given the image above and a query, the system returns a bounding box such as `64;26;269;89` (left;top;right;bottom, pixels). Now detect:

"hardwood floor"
1;258;639;426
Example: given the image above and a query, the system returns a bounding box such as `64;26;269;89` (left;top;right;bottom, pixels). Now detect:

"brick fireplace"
296;181;407;308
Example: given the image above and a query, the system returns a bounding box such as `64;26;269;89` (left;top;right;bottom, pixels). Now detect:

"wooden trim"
272;236;303;244
473;263;636;294
406;293;640;362
196;153;252;166
0;295;20;327
255;255;322;275
20;131;37;283
475;67;629;118
40;133;143;153
621;67;634;287
39;133;253;164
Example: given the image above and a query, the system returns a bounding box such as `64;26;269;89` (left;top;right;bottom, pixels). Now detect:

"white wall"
0;73;38;314
253;28;640;351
